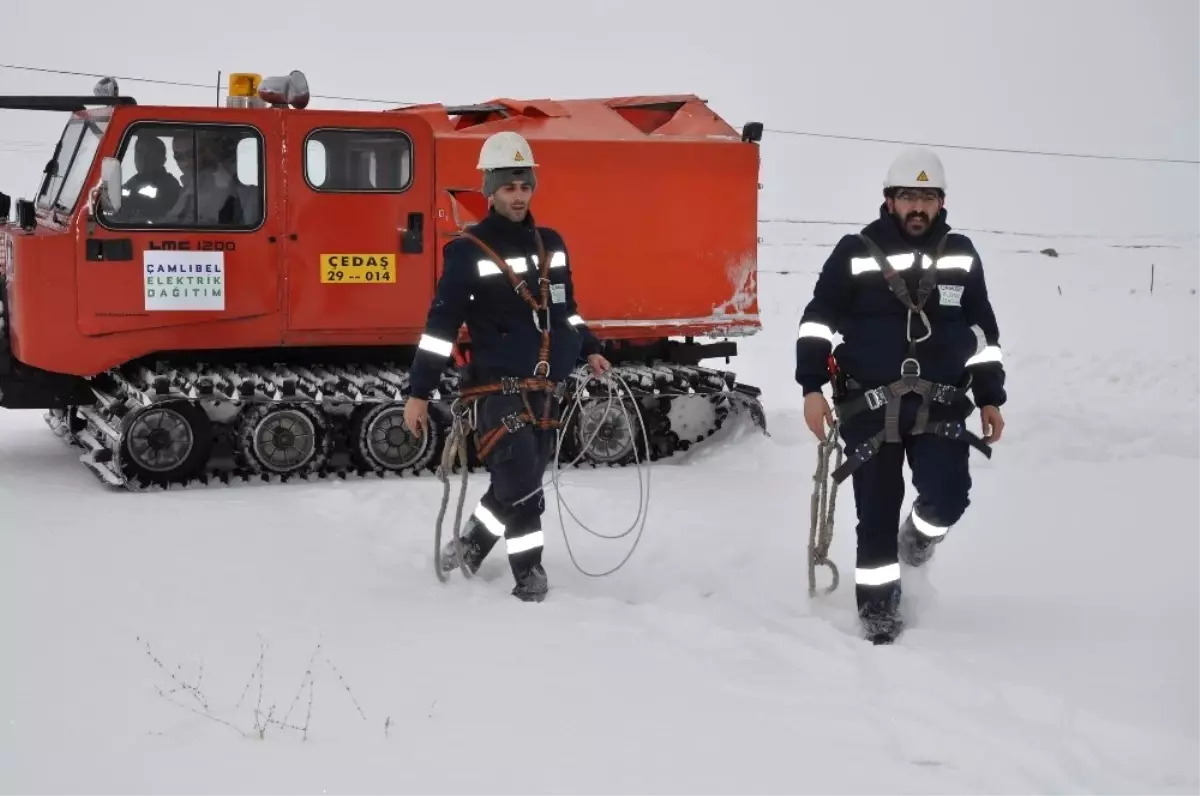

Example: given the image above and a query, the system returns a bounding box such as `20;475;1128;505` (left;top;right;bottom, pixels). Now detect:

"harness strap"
475;407;560;460
457;229;554;377
856;232;949;354
456;229;550;312
458;378;566;461
830;370;984;485
458;376;556;400
830;421;992;485
856;232;948;312
838;375;965;425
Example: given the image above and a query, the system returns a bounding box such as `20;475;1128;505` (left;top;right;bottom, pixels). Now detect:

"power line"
758;217;1198;242
2;61;1196;165
762;127;1198;165
0;63;416;106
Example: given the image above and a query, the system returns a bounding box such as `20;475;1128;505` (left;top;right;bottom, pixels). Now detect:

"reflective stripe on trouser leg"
910;507;950;539
856;562;900;587
507;529;544;556
473;502;506;538
505;527;544;576
455;492;506;562
855;561;901;617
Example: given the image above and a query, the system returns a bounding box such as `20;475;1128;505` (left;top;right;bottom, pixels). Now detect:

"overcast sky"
1;0;1196;239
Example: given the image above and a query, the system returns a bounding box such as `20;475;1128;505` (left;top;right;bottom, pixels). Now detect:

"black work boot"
511;563;548;603
898;514;941;568
439;519;495;575
858;584;903;645
440;537;486;575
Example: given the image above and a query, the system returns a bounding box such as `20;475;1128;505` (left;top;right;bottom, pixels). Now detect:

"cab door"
79;118;282;341
280;113;436;336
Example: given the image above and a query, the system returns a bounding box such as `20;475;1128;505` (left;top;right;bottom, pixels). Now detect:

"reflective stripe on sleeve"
966;346;1003;366
418;334;454;357
798;321;835;342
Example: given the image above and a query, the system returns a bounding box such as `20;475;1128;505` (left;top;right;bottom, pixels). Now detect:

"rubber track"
42;359;766;492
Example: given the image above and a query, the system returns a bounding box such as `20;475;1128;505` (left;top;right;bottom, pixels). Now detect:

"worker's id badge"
550;283;567;303
938;284;964;307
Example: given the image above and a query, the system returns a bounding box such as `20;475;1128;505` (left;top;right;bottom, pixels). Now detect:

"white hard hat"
477;131;537;170
883;147;946;191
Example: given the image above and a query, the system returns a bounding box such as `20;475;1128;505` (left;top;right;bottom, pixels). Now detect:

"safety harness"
828;232;993;485
450;229;565;460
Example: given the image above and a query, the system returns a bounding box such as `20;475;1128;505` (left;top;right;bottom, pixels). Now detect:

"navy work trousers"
838;392;973;612
462;390;559;579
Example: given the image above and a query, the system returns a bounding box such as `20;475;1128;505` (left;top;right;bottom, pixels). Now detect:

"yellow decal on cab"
320;253;395;284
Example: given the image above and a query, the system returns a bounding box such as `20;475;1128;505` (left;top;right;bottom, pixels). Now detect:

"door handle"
401;212;423;254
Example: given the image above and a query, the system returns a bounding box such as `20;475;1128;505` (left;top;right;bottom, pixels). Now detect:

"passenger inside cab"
165;129;261;225
165;132;245;226
114;135;182;222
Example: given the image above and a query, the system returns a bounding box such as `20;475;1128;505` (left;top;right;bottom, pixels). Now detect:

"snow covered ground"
1;223;1196;793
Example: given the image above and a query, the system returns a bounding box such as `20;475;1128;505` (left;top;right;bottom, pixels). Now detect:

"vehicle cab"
0;71;438;382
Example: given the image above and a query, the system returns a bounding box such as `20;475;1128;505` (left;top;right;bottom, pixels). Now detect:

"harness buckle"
930;383;957;404
864;387;887;410
500;376;521;395
940;421;964;439
501;411;527;433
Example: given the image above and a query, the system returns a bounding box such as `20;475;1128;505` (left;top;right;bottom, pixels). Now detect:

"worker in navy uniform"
403;131;611;602
794;148;1007;643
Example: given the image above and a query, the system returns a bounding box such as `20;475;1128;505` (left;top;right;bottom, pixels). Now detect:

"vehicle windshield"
35;115;109;215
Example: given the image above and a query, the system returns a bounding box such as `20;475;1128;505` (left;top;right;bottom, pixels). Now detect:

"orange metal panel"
278;109;437;336
5;92;760;378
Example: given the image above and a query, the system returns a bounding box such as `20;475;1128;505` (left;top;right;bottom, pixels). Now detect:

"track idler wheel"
573;395;644;467
118;400;214;487
238;403;329;479
350;400;437;474
665;394;727;451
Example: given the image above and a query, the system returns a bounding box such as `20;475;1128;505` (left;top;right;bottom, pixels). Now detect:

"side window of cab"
304;128;412;192
101;123;264;230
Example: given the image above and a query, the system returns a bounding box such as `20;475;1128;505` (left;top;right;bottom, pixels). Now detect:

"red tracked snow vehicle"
0;70;766;490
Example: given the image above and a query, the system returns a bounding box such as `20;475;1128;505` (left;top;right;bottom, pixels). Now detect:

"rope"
433;366;835;597
548;366;653;577
432;399;474;583
432;364;654;582
808;421;843;598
